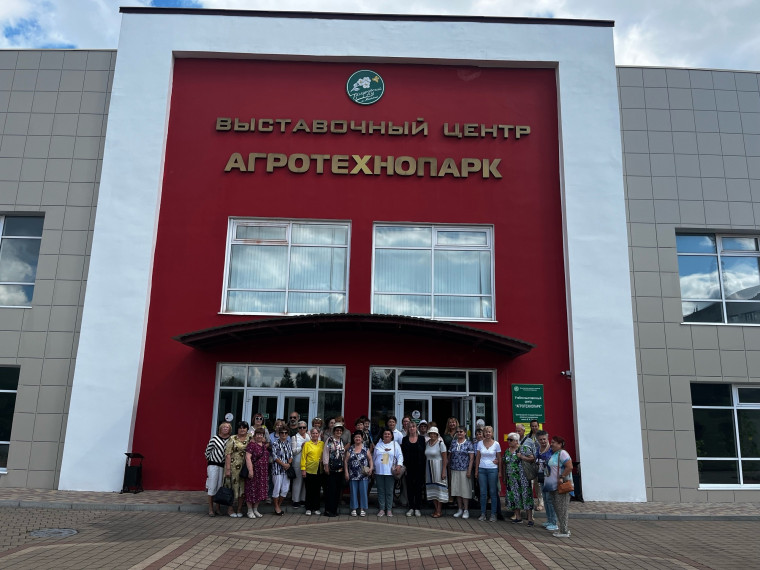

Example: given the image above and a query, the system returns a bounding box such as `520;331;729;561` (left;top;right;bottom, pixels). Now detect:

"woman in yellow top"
301;427;325;515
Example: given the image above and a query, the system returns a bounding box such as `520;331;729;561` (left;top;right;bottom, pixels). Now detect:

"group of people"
204;413;573;538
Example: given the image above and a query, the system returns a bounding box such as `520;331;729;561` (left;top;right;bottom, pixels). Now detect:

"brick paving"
0;507;758;569
0;489;758;568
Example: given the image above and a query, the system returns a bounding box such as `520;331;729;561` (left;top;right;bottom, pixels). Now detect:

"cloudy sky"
0;0;758;71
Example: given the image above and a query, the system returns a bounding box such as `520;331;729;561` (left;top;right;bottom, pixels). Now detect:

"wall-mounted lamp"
560;370;572;379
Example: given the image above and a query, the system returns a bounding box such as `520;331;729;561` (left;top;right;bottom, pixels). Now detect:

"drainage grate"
29;528;78;538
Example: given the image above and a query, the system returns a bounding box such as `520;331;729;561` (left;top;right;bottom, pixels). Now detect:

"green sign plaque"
511;384;545;422
346;70;385;105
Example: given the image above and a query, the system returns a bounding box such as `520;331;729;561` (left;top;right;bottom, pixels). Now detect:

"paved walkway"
0;488;758;520
0;504;757;569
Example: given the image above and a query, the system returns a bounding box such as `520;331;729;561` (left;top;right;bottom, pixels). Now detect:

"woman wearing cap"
204;421;231;516
244;427;269;518
301;427;325;516
224;421;252;517
504;431;535;525
290;420;309;508
401;420;426;517
373;427;404;517
345;429;373;516
270;426;293;516
449;425;474;519
425;426;448;518
474;425;502;522
418;420;430;441
323;423;346;517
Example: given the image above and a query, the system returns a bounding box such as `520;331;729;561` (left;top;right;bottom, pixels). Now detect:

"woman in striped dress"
205;422;231;516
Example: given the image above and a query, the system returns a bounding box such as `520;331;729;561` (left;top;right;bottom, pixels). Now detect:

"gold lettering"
292;119;311;133
331;155;349;174
438;158;461;177
460;158;482;177
266;153;287;172
515;125;531;139
394;156;416;176
373;156;394;175
350;155;373;175
224;153;246;172
443;123;462;138
416;157;438;177
288;153;310;173
310;154;330;174
216;118;232;131
484;158;502;179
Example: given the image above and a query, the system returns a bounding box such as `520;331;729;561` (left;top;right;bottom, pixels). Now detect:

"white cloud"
0;1;758;71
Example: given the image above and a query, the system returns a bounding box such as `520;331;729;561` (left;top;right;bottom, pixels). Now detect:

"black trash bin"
121;452;144;494
570;461;583;502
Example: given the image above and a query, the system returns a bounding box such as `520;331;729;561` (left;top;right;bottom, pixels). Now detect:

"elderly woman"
474;425;501;522
301;427;325;516
345;429;373;516
535;430;557;531
449;424;474;519
250;413;269;439
244;427;269;518
323;423;347;517
425;427;448;518
401;420;426;517
504;431;535;525
224;421;252;517
545;435;573;538
373;427;404;517
271;425;294;515
290;420;309;508
205;421;231;516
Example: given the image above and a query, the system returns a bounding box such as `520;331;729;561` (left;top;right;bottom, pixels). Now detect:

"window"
676;233;760;324
372;225;493;320
223;219;349;314
0;367;19;472
0;216;44;307
691;383;760;486
215;364;344;430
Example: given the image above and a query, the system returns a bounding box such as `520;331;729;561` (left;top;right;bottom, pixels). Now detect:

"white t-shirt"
477;440;501;470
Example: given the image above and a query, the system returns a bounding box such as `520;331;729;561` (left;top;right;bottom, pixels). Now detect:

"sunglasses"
298;426;308;429
254;417;263;421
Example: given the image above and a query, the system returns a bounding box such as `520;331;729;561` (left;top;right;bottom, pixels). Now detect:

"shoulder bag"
556;451;574;494
392;442;406;480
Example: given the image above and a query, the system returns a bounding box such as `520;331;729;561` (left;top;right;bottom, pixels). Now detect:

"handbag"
213;478;234;506
238;461;249;479
558;478;574;494
286;465;297;480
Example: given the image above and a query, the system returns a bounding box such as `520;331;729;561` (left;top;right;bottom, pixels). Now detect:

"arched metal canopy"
173;313;534;356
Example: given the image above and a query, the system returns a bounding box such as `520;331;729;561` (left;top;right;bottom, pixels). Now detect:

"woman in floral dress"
244;427;269;518
344;430;373;516
504;431;535;525
224;421;252;517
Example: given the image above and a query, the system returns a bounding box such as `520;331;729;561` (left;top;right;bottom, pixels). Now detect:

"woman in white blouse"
290;420;309;508
372;427;404;517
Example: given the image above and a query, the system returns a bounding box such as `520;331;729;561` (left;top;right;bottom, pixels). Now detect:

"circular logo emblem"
346;70;385;105
513;386;519;392
411;410;421;420
225;413;234;422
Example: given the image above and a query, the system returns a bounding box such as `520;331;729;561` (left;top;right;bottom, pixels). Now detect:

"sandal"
431;512;442;518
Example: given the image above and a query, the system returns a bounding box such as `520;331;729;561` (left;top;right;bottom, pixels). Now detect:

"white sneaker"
406;509;414;517
305;510;312;516
254;510;263;518
489;514;496;522
453;509;463;518
414;510;422;517
360;510;366;517
462;510;470;519
387;510;393;517
351;509;357;517
553;532;571;538
478;514;486;521
377;510;385;517
314;510;321;515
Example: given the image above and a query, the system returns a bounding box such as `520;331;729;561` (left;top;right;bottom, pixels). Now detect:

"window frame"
0;215;44;309
221;218;351;315
692;383;760;489
0;366;20;473
371;223;495;321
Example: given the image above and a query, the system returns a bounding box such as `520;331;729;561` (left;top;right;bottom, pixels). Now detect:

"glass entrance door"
397;393;432;425
244;390;316;431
